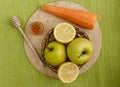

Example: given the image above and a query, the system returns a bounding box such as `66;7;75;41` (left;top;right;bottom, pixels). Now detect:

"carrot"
41;5;97;29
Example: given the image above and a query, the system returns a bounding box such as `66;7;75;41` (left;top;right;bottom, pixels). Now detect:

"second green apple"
67;38;93;65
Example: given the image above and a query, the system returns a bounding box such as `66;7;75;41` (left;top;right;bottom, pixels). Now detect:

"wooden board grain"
24;1;102;78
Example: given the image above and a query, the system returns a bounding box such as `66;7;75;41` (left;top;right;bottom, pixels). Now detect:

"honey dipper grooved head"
11;16;21;28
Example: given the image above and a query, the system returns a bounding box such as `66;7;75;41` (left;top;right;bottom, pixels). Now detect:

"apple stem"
47;47;53;51
78;51;87;58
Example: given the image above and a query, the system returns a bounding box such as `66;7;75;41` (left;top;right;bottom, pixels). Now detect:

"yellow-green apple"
44;41;67;66
67;38;93;65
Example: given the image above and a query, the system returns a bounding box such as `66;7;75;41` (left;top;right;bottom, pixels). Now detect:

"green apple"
44;41;67;66
67;38;93;65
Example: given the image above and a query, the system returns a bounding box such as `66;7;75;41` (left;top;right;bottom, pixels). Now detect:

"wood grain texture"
24;1;102;78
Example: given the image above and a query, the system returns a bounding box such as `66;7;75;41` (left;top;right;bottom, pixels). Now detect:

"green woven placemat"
0;0;120;87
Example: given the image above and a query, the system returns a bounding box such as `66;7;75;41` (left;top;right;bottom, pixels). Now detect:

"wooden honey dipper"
10;16;44;65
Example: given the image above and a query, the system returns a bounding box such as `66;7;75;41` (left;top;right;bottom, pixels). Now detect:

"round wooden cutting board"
24;1;102;78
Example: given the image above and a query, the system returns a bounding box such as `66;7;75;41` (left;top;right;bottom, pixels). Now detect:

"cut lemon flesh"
54;23;76;43
58;62;79;83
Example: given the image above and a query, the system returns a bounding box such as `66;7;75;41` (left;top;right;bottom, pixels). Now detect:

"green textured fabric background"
0;0;120;87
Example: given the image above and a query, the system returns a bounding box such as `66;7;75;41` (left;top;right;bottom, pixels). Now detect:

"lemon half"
54;23;76;43
58;62;79;83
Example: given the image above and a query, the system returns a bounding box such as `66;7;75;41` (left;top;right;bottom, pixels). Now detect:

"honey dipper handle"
18;26;44;65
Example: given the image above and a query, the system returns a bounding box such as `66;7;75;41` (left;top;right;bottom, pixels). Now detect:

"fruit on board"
67;38;93;65
53;23;76;44
44;41;67;66
58;62;79;83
